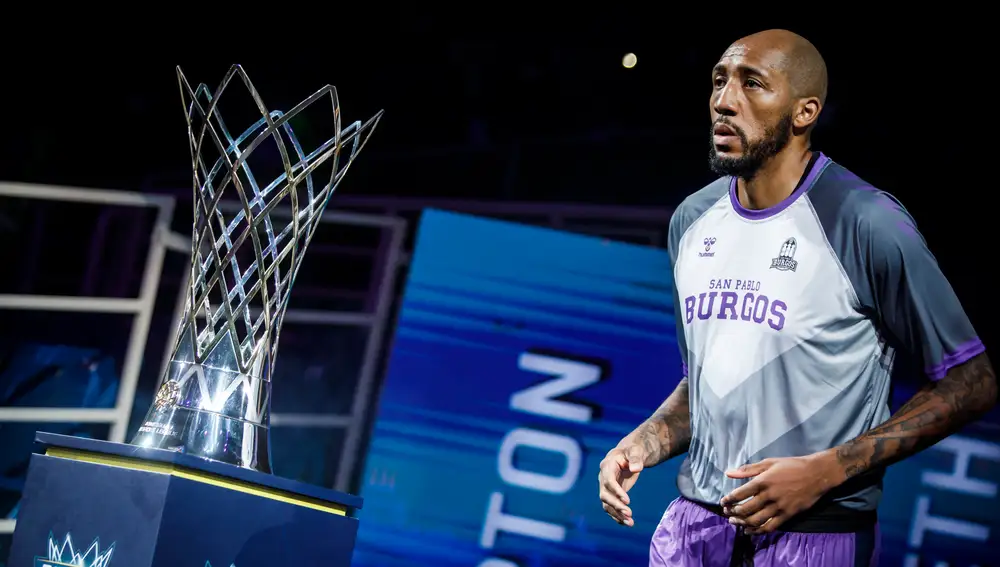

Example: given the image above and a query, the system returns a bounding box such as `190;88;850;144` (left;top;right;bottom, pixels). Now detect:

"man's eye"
745;79;762;89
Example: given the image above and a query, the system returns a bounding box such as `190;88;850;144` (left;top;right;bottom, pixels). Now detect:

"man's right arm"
618;377;691;467
598;202;697;525
599;377;691;526
624;198;696;468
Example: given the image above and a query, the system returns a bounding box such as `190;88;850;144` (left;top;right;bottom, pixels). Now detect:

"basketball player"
597;29;996;566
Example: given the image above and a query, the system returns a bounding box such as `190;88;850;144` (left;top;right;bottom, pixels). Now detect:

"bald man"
598;30;996;566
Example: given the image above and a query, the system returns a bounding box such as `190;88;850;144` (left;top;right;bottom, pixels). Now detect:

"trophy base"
132;404;272;474
9;432;363;567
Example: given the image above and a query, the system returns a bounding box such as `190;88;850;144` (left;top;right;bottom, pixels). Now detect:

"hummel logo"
699;237;717;258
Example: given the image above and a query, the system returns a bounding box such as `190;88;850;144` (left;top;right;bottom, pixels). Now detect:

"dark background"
0;18;993;359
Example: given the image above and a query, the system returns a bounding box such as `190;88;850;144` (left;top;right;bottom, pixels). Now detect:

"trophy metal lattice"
131;65;382;472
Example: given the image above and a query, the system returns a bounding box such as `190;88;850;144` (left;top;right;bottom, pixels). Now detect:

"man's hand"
598;378;691;527
719;454;839;535
598;444;648;527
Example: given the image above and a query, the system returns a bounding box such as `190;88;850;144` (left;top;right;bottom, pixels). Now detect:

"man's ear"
794;97;822;131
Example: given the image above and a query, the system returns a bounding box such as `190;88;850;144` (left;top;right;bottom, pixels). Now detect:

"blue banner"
354;209;682;566
353;209;1000;566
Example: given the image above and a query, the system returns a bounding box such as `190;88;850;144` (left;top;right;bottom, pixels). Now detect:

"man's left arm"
827;351;995;482
723;192;996;533
822;194;996;483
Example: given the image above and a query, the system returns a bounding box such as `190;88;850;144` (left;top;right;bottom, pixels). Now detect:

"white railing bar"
335;221;407;492
155;264;191;394
270;413;352;427
194;309;375;326
162;230;191;253
329;194;676;222
216;200;406;230
0;295;144;313
0;408;119;423
0;182;174;209
108;203;175;443
281;310;375;326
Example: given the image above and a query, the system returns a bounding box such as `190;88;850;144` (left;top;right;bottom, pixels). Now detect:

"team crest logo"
769;238;798;272
153;379;181;410
35;532;114;567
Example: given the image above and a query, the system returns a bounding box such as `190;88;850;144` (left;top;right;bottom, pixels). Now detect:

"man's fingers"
598;487;625;513
726;491;769;518
743;506;783;535
605;511;634;527
598;481;631;517
598;447;640;527
623;445;646;473
600;469;631;505
600;490;632;519
725;459;772;479
720;479;763;507
729;503;777;527
602;502;634;527
611;452;628;468
602;502;624;523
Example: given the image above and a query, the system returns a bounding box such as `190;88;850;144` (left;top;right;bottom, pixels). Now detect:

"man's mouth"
714;123;738;137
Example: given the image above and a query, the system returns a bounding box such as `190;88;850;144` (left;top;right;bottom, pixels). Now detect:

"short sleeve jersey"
668;152;985;510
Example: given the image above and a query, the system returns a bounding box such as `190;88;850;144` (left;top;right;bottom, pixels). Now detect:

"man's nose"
712;81;738;117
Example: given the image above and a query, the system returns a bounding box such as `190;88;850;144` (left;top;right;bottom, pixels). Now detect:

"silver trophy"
132;65;382;472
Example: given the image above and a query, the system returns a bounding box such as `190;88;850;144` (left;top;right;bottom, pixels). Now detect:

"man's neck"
736;148;814;211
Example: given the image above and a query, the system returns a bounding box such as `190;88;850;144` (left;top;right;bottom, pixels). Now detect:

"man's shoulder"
670;177;730;237
808;160;918;238
807;162;919;255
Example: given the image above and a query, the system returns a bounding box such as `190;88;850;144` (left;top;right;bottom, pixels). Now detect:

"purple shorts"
649;497;880;567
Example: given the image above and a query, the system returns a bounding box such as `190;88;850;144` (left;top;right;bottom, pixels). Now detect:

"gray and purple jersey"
668;153;984;510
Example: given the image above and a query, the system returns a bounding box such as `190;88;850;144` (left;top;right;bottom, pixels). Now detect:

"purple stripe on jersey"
729;152;830;220
926;338;986;380
681;362;688;377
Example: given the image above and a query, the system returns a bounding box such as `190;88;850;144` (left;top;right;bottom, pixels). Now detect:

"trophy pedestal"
8;432;362;567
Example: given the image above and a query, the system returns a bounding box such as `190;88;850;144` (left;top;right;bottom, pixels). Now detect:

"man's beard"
708;113;794;179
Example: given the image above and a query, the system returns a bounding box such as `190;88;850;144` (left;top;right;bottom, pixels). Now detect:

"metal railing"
0;183;174;535
0;182;175;446
0;182;407;534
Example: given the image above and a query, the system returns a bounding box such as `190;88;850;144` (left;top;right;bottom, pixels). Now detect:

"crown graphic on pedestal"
41;533;115;567
130;64;382;470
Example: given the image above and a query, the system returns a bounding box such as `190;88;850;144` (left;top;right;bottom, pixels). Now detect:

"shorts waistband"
687;497;877;534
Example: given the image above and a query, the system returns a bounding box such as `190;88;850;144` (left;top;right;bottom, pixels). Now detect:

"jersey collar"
728;152;830;221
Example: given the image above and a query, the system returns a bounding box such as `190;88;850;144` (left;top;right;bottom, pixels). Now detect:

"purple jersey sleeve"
862;193;984;380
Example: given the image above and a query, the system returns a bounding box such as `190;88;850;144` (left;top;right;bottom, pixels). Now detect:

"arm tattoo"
625;379;691;467
834;353;997;480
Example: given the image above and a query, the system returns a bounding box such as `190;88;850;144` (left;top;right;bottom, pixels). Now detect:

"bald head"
732;29;828;104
